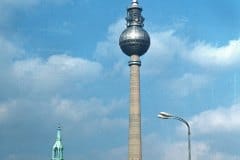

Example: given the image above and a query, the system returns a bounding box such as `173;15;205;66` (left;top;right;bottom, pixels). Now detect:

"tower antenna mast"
131;0;139;6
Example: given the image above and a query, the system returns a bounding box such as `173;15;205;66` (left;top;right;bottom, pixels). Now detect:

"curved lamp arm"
157;112;191;160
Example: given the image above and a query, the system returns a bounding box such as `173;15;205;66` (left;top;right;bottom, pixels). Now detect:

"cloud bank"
190;103;240;135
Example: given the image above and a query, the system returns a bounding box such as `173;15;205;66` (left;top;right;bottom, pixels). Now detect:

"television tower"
119;0;150;160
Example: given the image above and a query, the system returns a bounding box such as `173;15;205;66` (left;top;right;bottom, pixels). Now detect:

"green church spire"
52;126;64;160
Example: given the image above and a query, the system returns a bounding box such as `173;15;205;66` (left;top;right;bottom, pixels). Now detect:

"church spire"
52;126;64;160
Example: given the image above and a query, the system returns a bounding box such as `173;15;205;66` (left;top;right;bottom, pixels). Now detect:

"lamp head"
157;112;173;119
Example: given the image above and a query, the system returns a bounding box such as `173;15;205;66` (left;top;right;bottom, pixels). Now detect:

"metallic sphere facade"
119;26;150;57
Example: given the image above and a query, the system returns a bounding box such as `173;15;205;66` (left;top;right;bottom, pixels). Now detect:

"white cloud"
95;19;124;59
190;103;240;135
95;19;129;76
0;0;37;24
52;97;126;119
96;20;240;77
0;100;17;124
143;30;186;75
51;97;128;134
162;140;239;160
142;133;239;160
146;30;240;70
144;29;240;71
99;132;240;160
169;73;209;97
188;39;240;68
0;36;24;61
149;30;181;57
0;37;24;93
146;30;240;72
12;54;103;93
102;138;216;160
52;97;112;121
0;102;12;123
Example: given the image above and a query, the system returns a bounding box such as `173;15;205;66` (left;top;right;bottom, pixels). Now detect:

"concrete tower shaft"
128;55;142;160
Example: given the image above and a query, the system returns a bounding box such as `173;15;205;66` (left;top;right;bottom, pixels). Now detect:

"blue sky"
0;0;240;160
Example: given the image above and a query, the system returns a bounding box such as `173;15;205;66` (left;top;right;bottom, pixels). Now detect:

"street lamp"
157;112;191;160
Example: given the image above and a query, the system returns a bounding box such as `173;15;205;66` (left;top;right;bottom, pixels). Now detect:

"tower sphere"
119;1;150;57
119;26;150;57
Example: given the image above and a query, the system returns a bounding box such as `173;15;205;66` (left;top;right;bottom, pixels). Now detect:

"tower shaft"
128;55;142;160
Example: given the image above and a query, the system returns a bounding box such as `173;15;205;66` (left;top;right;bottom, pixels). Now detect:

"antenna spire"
131;0;139;6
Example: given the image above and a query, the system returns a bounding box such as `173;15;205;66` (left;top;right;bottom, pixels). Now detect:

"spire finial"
57;125;61;141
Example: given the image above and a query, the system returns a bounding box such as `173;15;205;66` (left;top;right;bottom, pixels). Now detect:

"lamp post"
157;112;191;160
